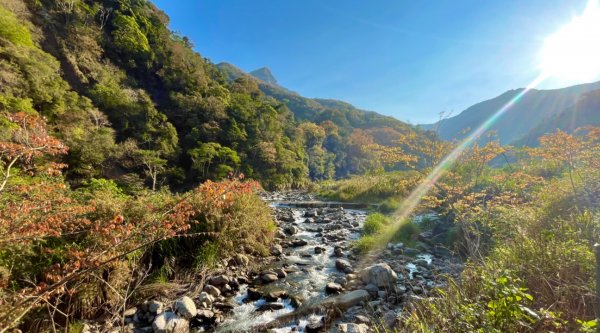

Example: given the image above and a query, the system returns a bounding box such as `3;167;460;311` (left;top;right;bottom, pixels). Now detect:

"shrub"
0;6;33;47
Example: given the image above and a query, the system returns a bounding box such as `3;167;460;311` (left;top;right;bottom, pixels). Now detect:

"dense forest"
0;0;433;192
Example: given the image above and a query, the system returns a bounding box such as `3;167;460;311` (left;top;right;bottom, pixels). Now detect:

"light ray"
362;73;548;259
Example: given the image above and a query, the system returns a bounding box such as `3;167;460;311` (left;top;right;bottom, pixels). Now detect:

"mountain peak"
250;67;278;85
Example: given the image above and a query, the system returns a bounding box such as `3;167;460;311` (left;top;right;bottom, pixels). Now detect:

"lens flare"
370;74;548;251
358;1;597;265
540;0;600;81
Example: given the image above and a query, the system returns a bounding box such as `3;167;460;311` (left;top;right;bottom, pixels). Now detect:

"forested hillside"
0;0;432;192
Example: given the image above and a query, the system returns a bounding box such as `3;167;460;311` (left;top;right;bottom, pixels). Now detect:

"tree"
0;112;67;192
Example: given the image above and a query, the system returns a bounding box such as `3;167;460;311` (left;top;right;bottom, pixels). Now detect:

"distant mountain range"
217;63;416;135
422;81;600;145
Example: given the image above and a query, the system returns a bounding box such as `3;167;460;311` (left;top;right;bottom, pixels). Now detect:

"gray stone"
196;309;214;320
334;276;347;286
152;312;189;333
284;225;299;235
365;283;379;297
174;296;197;319
274;268;287;278
208;275;230;286
329;290;370;309
335;259;353;273
123;307;137;317
337;323;369;333
271;244;283;256
198;292;214;307
383;310;399;328
359;263;398;287
247;287;261;301
258;302;285;311
305;315;325;333
148;300;164;314
326;282;344;294
203;284;221;297
261;273;279;283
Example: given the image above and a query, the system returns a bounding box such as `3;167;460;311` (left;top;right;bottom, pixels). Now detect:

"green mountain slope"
0;0;431;190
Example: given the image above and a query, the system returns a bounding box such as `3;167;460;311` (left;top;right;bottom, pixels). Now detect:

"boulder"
148;300;164;314
271;244;283;256
274;268;287;278
152;312;189;333
325;282;344;294
247;287;261;301
329;290;370;309
203;284;221;297
291;239;308;247
208;275;230;286
314;246;325;254
196;309;214;320
284;225;299;235
258;302;285;311
333;247;344;257
261;273;279;283
383;310;400;328
334;276;347;286
123;307;137;317
338;323;369;333
335;259;353;273
305;315;325;333
359;263;397;287
364;283;379;297
198;292;214;307
174;296;196;320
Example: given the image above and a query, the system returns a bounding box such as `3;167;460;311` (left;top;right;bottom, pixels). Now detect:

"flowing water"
217;195;367;332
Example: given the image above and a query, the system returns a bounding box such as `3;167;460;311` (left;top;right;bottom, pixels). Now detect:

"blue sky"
152;0;596;124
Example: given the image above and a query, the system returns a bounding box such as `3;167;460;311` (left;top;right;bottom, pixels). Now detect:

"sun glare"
540;0;600;81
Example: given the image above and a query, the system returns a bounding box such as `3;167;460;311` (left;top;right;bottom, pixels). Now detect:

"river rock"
291;239;308;247
247;287;261;301
359;263;397;287
274;268;287;278
271;244;283;256
305;315;325;333
261;273;279;283
284;225;299;235
383;310;400;328
123;307;137;317
333;247;344;257
314;246;325;254
305;210;318;218
208;275;230;286
326;282;344;294
364;283;379;297
152;312;189;333
403;247;419;255
174;296;196;319
275;229;287;239
148;300;164;314
196;309;214;320
265;290;288;302
335;259;353;273
331;290;370;309
198;292;214;307
258;302;285;311
338;323;369;333
203;284;221;297
334;276;347;286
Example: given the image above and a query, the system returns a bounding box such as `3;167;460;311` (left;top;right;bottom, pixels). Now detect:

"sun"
540;0;600;81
